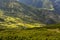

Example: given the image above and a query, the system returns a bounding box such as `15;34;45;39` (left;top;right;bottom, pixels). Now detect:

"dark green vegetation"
0;25;60;40
0;24;60;40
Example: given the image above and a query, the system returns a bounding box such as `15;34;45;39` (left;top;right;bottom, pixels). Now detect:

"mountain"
19;0;60;13
52;0;60;14
19;0;60;23
19;0;43;8
19;0;53;8
0;0;60;29
0;0;45;28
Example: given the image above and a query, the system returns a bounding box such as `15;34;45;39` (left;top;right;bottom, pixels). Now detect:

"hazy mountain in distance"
19;0;43;8
19;0;60;24
52;0;60;14
19;0;60;13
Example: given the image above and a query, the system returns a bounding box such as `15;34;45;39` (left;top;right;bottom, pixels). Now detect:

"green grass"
0;27;60;40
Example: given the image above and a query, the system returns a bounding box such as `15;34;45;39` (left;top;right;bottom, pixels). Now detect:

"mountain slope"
19;0;60;24
19;0;54;10
0;0;60;29
0;0;45;28
19;0;60;13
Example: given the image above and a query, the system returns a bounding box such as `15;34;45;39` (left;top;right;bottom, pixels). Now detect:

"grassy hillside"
0;23;60;40
0;26;60;40
0;10;44;28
